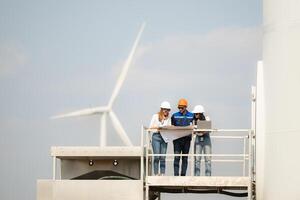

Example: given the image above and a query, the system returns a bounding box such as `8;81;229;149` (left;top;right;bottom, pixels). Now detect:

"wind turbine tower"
256;1;300;199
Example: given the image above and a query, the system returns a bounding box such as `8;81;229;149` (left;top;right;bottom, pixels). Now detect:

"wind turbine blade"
109;111;133;146
108;22;146;108
100;113;107;147
51;106;109;119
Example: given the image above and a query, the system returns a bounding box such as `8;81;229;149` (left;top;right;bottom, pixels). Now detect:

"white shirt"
149;114;171;143
149;114;171;129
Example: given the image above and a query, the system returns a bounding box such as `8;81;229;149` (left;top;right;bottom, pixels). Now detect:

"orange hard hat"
178;98;188;107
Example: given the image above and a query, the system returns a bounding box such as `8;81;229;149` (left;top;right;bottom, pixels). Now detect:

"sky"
0;0;262;200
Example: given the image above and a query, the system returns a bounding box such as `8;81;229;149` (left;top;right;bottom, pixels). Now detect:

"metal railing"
142;126;255;199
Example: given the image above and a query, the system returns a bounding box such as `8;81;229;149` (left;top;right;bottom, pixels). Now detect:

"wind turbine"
52;23;146;147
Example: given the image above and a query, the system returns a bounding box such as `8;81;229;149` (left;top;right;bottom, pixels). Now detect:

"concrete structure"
37;146;144;200
257;0;300;199
255;61;265;200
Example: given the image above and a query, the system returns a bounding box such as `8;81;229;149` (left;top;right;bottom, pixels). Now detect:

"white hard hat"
192;105;205;113
160;101;171;109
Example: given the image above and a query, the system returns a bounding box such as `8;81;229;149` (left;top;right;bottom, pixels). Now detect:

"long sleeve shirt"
149;114;171;129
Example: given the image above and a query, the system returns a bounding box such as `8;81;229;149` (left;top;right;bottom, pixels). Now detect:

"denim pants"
194;134;212;176
151;132;168;175
173;136;191;176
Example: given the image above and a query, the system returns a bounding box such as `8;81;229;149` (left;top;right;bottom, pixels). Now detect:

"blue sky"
0;1;261;199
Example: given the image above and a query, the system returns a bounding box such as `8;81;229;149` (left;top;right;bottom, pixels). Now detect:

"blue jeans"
152;132;168;175
173;136;191;176
194;134;212;176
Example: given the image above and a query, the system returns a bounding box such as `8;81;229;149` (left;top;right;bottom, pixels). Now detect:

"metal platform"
143;127;255;200
145;176;250;199
147;176;249;189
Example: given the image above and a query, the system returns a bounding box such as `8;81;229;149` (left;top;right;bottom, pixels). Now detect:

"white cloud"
125;26;261;94
133;26;261;78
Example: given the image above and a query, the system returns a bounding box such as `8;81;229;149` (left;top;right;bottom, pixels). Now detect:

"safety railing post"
146;129;149;178
145;184;149;200
145;127;149;200
191;132;196;176
250;86;256;199
248;130;253;200
141;125;144;180
243;137;246;176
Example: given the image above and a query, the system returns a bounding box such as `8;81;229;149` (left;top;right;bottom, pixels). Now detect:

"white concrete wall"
262;0;300;199
256;61;265;200
37;180;143;200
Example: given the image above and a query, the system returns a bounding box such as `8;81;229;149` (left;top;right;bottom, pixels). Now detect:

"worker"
192;105;212;176
149;101;172;176
171;98;194;176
